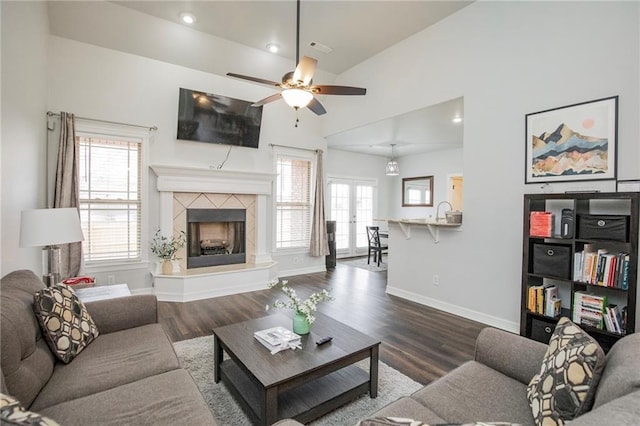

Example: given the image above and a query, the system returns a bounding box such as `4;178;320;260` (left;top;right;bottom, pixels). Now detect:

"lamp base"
42;246;62;287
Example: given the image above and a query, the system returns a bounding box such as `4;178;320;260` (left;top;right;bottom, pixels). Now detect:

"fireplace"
187;208;246;268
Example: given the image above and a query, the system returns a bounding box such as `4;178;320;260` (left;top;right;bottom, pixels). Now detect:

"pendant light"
386;144;399;176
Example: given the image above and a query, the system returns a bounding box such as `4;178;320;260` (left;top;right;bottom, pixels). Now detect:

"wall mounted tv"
177;88;263;149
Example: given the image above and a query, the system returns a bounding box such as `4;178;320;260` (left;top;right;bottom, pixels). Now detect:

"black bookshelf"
520;192;639;352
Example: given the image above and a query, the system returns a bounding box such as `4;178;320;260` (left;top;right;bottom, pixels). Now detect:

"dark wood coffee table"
213;312;380;425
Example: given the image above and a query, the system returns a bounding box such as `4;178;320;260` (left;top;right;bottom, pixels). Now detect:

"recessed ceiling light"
452;116;463;123
266;43;279;53
180;13;195;24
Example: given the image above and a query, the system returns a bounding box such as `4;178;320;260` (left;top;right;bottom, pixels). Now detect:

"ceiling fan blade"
312;85;367;96
292;56;317;86
252;93;282;107
307;97;327;115
226;72;281;88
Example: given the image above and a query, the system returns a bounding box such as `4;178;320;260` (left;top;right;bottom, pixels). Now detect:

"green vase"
292;312;311;335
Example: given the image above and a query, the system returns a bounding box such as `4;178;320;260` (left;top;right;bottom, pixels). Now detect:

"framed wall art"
525;96;618;184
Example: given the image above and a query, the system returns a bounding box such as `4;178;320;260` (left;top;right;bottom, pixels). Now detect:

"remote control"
316;336;333;346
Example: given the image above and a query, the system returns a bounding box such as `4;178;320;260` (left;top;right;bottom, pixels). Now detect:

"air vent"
309;41;333;54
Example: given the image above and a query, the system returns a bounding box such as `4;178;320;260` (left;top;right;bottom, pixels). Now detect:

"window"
275;152;313;250
77;124;146;265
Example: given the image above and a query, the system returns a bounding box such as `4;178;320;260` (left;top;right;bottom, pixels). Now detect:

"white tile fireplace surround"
150;165;277;302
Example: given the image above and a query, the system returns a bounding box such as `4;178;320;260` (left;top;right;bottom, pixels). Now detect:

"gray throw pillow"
527;317;605;425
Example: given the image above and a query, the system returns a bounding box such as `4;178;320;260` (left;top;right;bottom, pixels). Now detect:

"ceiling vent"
309;41;333;54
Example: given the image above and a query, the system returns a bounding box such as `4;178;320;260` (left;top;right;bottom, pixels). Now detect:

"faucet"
436;201;453;223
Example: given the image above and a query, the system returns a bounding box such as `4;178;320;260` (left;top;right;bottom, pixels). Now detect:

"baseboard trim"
386;286;519;333
278;265;327;278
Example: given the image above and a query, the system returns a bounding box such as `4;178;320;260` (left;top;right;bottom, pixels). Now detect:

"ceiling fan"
226;0;366;117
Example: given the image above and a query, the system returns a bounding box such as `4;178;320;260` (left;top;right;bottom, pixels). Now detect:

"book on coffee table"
254;326;301;353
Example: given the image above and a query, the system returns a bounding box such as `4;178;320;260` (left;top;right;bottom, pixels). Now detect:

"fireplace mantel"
150;164;277;302
150;165;275;195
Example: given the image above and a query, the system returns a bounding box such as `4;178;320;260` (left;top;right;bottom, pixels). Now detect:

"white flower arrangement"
268;279;334;325
150;229;186;260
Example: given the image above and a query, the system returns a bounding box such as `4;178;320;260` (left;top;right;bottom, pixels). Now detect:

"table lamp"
19;208;84;286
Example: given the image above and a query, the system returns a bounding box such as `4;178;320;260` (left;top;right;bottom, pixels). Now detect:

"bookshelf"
520;192;639;352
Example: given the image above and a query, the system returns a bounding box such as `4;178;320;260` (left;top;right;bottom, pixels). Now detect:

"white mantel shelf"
387;219;462;243
150;164;274;195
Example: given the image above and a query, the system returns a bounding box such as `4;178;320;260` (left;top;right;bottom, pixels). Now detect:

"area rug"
340;255;388;272
174;335;421;425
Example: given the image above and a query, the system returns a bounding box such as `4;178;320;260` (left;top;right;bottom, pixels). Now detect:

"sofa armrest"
474;327;548;384
85;295;158;334
569;389;640;425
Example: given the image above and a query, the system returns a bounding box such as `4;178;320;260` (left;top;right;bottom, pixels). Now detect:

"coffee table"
213;312;380;425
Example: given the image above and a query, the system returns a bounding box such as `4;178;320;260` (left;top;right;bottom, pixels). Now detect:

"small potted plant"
150;229;186;275
268;279;334;334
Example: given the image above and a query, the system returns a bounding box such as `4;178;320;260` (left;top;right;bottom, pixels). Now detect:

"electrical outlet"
107;275;116;285
433;274;440;286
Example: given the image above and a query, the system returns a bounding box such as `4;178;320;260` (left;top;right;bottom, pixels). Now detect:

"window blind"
78;135;142;263
276;156;312;249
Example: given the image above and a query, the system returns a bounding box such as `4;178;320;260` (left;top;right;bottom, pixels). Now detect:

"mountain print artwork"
531;123;608;177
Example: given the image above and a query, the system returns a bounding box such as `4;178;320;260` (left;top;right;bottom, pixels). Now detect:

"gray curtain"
310;150;329;257
53;112;82;278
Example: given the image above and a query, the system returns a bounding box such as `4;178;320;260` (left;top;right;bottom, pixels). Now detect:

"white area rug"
174;335;421;425
341;256;388;272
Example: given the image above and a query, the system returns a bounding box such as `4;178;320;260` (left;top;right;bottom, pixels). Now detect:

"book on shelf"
530;211;554;237
574;248;629;288
528;284;561;317
254;326;302;354
573;291;608;330
604;304;624;334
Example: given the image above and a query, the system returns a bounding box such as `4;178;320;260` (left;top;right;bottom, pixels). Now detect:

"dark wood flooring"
158;262;487;385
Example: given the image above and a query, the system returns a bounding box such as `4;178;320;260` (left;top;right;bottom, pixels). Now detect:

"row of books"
527;284;561;317
572;291;626;334
573;246;630;289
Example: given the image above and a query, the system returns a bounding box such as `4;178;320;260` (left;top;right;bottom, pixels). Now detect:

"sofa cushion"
1;270;56;408
31;323;180;410
33;284;99;364
362;396;446;425
411;361;535;425
0;393;60;426
38;369;217;426
526;317;605;426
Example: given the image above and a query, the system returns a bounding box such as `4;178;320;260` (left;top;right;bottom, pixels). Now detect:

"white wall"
1;1;50;277
3;33;328;289
324;1;640;331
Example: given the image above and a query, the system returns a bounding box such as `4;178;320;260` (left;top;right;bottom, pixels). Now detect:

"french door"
328;177;376;258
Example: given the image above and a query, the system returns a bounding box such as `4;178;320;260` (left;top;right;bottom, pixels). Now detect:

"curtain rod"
47;111;158;131
269;143;322;153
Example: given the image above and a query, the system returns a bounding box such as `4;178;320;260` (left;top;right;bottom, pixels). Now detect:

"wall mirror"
402;176;434;207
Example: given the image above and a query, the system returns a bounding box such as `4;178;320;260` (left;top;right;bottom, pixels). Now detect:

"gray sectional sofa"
279;326;640;426
1;269;216;425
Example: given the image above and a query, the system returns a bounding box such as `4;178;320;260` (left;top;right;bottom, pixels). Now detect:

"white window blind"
78;133;142;264
276;154;313;249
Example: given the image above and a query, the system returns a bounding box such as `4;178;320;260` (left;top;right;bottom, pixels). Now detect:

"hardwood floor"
158;262;487;385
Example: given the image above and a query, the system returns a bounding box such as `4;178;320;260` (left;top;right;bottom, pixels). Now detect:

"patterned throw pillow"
33;284;99;364
0;393;60;425
527;317;605;426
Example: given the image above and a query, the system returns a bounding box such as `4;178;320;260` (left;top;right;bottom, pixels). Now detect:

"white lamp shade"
20;208;84;247
386;160;400;176
281;89;314;109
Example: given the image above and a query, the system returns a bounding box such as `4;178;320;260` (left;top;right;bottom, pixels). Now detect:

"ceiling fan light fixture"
282;89;313;109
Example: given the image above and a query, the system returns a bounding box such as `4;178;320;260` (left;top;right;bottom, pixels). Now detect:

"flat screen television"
177;88;263;149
